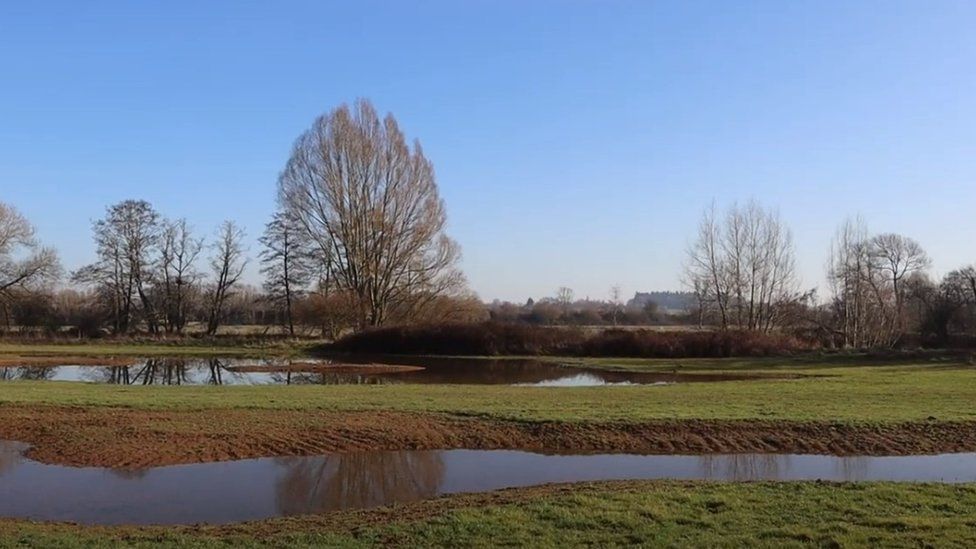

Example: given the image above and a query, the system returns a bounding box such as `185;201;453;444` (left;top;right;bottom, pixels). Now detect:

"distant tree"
643;300;660;322
74;200;160;334
50;288;102;338
827;220;932;347
530;302;561;325
489;301;523;323
158;218;203;334
405;293;489;324
870;233;930;332
10;292;55;332
609;284;622;326
685;200;799;332
828;217;887;347
205;221;247;336
278;99;465;328
0;202;60;311
954;267;976;309
940;266;976;336
259;212;313;336
556;287;574;310
295;287;360;339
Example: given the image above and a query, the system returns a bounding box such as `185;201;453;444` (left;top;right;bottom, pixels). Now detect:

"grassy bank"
2;360;975;423
3;481;975;547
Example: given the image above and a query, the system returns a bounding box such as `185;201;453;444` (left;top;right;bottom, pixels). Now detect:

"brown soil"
1;406;975;468
0;356;137;367
226;363;424;374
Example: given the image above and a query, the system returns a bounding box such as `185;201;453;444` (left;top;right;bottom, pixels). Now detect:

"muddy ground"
2;406;975;467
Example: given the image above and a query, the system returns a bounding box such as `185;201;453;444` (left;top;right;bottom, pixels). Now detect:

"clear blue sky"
2;1;975;303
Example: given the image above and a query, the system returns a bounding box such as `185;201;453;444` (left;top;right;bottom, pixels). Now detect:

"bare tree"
826;220;930;347
74;200;160;334
609;284;622;326
278;99;465;328
556;287;575;308
932;266;976;338
953;266;976;304
205;221;247;336
828;217;881;347
685;203;729;328
870;233;930;332
159;218;203;334
685;200;799;332
259;211;313;336
0;202;60;308
906;273;967;344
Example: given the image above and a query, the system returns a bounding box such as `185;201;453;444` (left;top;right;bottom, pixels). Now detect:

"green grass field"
2;356;975;423
3;347;976;546
3;482;976;548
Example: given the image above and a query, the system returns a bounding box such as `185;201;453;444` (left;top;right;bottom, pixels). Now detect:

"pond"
0;442;973;525
0;356;762;386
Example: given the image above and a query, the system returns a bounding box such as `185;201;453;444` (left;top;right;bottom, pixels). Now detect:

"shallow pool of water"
0;441;973;525
0;357;746;386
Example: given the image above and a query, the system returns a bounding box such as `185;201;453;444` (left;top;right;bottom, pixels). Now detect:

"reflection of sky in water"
518;372;650;387
1;442;975;526
0;358;693;386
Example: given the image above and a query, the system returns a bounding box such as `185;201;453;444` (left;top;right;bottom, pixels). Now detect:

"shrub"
327;323;813;358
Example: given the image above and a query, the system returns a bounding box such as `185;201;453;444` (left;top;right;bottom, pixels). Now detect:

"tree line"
685;201;976;347
0;99;476;338
2;98;975;347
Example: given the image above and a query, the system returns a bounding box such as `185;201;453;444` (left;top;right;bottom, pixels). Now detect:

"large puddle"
0;357;760;386
1;441;974;525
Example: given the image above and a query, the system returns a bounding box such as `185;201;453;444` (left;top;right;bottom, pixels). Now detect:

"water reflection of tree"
836;456;868;481
698;454;785;481
0;366;57;381
268;372;394;386
107;466;151;480
21;367;56;381
204;358;225;385
274;451;445;514
85;358;248;386
0;441;26;477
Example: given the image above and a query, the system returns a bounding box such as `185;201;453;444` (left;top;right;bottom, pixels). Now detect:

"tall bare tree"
609;284;622;326
685;200;799;332
906;273;968;344
205;221;247;336
870;233;930;332
158;218;203;334
0;202;60;317
828;217;875;347
827;219;930;347
74;200;160;334
952;266;976;304
278;99;464;328
259;211;313;336
556;287;575;310
685;203;729;327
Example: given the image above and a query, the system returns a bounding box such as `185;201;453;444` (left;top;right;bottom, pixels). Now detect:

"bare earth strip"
2;406;976;467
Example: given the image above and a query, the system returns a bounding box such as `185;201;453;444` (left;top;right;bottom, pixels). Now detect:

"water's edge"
1;440;974;526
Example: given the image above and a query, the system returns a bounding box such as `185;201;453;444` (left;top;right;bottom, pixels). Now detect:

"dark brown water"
1;441;974;525
0;357;748;386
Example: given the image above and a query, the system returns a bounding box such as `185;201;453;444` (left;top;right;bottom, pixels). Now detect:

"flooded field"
0;356;766;386
1;441;973;525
